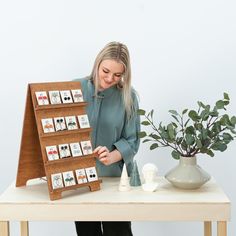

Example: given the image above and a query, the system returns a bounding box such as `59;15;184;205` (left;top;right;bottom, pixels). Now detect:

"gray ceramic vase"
165;156;211;189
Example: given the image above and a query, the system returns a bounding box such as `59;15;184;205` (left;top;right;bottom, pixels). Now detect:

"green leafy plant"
138;93;236;160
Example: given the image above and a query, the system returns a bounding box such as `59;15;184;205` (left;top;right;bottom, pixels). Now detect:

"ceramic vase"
165;156;211;189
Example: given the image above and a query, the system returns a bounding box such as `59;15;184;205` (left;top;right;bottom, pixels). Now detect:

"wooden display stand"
16;81;101;200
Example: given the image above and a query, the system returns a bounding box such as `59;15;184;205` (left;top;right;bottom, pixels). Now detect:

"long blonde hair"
90;41;135;119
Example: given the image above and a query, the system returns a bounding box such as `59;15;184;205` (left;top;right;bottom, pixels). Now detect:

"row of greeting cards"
41;114;90;133
46;140;93;161
35;89;83;105
51;167;98;190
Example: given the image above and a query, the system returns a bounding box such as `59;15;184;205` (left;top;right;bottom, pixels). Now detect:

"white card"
65;116;78;130
41;118;55;133
77;114;90;129
71;89;84;102
51;173;64;189
45;145;59;161
85;167;98;182
62;171;76;187
80;140;93;155
60;90;73;104
54;117;67;131
58;144;71;158
35;91;49;105
75;169;88;184
48;91;62;104
70;142;83;157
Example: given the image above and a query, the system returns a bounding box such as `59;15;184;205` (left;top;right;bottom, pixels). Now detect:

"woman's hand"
93;146;122;166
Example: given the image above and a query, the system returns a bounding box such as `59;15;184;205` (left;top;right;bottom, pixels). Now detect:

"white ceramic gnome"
119;164;131;191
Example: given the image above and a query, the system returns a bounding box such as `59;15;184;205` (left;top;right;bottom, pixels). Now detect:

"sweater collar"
88;79;117;99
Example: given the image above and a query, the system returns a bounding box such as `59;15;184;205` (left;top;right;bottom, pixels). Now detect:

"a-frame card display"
16;81;101;200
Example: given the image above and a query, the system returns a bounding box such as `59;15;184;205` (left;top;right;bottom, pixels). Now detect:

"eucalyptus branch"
138;92;236;159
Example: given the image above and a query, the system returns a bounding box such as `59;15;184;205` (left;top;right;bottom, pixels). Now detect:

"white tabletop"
0;177;230;221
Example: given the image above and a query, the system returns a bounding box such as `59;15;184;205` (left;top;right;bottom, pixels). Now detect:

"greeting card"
45;145;59;161
35;91;49;105
71;89;84;102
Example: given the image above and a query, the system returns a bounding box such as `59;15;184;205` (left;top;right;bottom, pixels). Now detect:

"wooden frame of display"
16;81;101;200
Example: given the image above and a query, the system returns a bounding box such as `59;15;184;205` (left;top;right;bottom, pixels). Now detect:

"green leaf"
149;133;161;140
172;122;178;128
224;92;230;101
141;121;150;126
171;115;180;123
188;110;200;121
169;110;179;116
138;131;147;138
182;109;188;115
185;126;195;135
184;118;190;127
223;100;229;106
185;134;195;145
211;142;227;152
216;100;225;109
138;109;146;115
142;139;152;143
150;109;154;119
231;116;236;125
171;150;180;160
196;139;202;148
209;109;219;117
167;124;175;140
194;123;203;131
222;133;234;144
200;110;209;121
197;101;206;108
150;143;159;150
206;149;214;157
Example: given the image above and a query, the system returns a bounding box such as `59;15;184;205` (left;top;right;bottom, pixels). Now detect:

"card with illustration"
80;140;93;155
45;145;59;161
60;90;73;104
35;91;49;105
77;114;90;129
54;117;67;131
85;167;98;182
48;90;62;104
41;118;55;133
65;116;78;130
71;89;84;102
75;169;88;184
58;144;71;158
62;171;76;187
70;142;83;157
51;173;64;189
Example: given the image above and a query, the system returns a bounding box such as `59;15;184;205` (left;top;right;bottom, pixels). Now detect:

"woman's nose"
107;73;114;81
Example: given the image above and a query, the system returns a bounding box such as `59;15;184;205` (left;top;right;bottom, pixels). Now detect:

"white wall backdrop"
0;0;236;235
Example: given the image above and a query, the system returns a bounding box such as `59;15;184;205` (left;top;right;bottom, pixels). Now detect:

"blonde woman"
75;42;140;236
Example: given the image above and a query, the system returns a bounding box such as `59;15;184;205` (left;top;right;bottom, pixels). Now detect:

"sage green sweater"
75;77;140;177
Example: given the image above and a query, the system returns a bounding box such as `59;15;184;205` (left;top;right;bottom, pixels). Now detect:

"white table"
0;177;230;236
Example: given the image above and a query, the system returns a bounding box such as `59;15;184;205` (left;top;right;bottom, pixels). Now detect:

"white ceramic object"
119;164;131;191
141;163;159;192
165;156;211;189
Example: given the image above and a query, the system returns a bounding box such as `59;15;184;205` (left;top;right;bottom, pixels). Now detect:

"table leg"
217;221;227;236
21;221;29;236
204;221;212;236
0;221;9;236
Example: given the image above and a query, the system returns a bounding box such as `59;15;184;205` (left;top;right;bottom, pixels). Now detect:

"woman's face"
97;59;124;91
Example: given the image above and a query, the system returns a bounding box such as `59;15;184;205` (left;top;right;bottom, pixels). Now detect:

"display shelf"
16;81;101;200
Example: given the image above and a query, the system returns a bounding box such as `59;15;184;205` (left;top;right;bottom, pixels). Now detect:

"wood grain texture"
16;82;100;200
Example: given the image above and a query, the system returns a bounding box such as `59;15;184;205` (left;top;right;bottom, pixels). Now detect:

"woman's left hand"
93;146;122;166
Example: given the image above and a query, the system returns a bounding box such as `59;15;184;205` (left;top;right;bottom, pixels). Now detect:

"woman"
75;41;140;236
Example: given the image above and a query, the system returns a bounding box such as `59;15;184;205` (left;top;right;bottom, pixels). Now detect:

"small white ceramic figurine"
142;163;158;192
